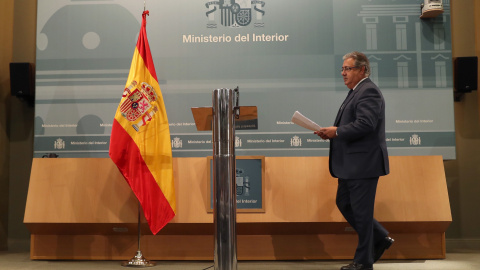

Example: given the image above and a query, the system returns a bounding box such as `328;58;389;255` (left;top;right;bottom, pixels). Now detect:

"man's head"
341;51;370;89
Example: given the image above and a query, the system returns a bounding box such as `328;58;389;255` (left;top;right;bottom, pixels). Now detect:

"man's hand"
314;126;338;140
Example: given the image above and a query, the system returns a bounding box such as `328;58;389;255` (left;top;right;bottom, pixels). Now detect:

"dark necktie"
340;89;353;110
335;90;353;125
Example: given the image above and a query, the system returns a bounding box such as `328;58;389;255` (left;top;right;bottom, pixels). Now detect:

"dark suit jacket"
329;78;390;179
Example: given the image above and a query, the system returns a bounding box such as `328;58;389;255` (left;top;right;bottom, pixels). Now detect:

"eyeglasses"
341;66;360;72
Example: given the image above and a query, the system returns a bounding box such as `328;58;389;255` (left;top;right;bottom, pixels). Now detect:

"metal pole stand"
121;250;155;268
191;87;257;270
212;88;239;270
122;202;155;267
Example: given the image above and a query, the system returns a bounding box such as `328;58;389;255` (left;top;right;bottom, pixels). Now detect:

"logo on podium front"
54;138;65;149
410;134;421;146
172;137;183;148
290;135;302;147
235;136;242;147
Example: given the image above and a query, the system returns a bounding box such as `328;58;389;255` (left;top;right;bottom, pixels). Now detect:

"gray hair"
343;51;370;77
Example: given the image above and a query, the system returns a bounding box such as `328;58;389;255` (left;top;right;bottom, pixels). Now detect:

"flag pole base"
121;250;156;267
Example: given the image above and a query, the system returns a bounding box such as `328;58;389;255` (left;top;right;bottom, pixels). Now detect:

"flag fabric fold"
109;10;175;235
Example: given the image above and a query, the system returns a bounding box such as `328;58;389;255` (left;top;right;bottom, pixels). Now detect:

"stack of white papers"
291;111;321;131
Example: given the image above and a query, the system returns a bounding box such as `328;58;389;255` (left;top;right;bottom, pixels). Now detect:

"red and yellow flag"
109;11;175;235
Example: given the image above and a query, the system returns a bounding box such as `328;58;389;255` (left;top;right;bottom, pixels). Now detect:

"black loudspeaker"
454;57;478;93
9;62;35;98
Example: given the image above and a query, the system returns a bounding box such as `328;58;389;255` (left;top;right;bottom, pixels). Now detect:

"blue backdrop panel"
34;0;455;159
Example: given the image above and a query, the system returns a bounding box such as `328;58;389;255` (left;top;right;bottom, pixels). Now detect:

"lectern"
191;88;257;270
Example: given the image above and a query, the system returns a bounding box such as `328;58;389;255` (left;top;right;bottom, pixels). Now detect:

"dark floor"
1;250;480;270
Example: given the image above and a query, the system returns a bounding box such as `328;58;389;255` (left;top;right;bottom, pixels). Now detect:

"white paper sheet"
291;111;321;131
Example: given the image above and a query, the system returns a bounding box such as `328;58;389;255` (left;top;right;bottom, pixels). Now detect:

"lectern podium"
191;88;257;270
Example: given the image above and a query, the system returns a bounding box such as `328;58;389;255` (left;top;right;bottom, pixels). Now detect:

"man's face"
341;58;365;89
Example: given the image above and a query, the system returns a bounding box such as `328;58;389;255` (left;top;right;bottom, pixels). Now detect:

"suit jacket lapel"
334;78;370;126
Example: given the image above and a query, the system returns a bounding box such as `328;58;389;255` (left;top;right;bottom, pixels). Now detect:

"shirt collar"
352;77;368;91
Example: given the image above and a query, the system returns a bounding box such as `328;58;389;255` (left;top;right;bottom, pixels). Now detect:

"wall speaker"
454;57;478;93
9;62;35;98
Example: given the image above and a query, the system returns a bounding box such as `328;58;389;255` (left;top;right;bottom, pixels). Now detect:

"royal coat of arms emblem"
120;81;159;131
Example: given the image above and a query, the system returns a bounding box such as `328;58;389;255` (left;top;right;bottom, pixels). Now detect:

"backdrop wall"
0;0;15;251
6;0;480;252
444;0;480;246
34;0;455;159
2;0;36;252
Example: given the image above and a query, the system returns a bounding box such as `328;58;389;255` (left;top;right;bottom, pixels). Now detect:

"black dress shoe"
340;262;373;270
373;236;394;262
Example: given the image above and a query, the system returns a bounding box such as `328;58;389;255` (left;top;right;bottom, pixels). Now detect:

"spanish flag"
109;11;175;235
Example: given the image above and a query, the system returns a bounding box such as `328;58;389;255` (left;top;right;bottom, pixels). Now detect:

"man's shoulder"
357;78;380;93
359;78;377;87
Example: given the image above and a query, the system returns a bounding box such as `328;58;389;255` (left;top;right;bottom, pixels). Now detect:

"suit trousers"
336;177;389;266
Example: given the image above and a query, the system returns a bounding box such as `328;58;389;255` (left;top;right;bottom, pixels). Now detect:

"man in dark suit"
315;51;393;270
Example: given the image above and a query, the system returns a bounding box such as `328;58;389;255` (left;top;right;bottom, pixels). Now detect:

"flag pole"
121;202;155;267
111;1;175;265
